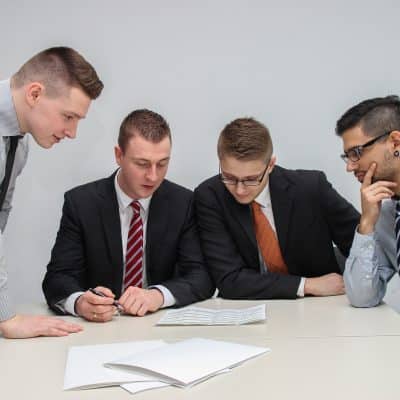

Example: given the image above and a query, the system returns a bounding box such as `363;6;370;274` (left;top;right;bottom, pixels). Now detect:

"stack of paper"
156;304;266;325
64;338;270;394
105;337;269;387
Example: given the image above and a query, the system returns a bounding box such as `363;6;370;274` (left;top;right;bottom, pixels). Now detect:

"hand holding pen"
89;288;124;313
75;286;123;322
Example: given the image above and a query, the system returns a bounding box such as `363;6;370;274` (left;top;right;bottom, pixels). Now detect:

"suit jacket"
194;166;360;300
43;173;214;313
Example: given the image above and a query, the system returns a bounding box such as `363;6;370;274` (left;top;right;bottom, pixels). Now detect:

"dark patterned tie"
0;136;20;211
395;201;400;275
123;201;143;290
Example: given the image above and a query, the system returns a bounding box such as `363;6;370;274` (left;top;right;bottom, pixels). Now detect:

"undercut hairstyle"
336;95;400;138
12;46;103;99
118;109;171;153
217;117;273;162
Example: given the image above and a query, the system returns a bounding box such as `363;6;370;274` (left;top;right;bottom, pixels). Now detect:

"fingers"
94;286;115;298
119;287;151;316
361;162;376;188
0;315;83;339
75;291;116;322
37;317;83;336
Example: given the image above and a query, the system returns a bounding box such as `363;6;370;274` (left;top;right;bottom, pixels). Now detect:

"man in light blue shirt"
0;47;103;338
336;95;400;307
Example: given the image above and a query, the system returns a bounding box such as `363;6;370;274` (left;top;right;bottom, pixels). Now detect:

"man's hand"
119;287;164;317
75;286;117;322
304;273;345;296
0;314;82;339
359;162;397;234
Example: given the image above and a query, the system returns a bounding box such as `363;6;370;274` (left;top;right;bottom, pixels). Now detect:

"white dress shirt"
254;183;306;297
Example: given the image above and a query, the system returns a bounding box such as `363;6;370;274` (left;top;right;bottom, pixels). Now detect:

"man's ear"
25;82;44;107
268;155;277;172
114;145;123;166
389;130;400;148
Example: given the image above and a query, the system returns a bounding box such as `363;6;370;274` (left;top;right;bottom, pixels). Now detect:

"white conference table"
1;296;399;400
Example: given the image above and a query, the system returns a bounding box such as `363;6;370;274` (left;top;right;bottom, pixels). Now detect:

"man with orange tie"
194;117;360;299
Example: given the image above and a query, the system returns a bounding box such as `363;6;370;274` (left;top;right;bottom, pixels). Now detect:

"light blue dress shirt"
344;199;398;307
0;79;29;321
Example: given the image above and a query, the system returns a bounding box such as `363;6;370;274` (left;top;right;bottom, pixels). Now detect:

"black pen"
89;288;124;311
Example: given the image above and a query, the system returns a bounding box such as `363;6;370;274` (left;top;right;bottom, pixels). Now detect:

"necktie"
251;201;288;274
123;201;143;290
395;201;400;274
0;136;20;211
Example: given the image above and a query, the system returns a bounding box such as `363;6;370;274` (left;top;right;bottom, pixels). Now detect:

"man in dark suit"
43;109;214;322
194;117;360;299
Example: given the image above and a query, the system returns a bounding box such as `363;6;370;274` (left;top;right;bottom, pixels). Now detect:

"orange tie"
251;201;288;274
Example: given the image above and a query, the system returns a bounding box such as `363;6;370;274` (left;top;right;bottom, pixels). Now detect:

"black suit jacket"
43;173;214;313
194;166;360;300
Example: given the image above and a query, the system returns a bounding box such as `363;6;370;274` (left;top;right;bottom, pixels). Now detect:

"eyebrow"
65;111;86;119
132;157;171;163
222;171;260;180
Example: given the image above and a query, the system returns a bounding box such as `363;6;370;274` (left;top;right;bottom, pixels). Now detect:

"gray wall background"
1;0;399;306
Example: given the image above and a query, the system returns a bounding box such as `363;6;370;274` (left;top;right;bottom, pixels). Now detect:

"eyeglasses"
340;131;391;163
219;164;269;186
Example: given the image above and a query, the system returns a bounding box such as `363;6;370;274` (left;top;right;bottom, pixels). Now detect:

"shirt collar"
254;182;272;209
114;169;152;212
0;79;21;137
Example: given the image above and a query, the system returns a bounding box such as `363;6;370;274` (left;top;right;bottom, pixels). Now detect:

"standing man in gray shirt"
336;95;400;307
0;47;103;338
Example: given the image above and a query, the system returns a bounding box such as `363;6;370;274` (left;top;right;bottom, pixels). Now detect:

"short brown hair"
118;109;171;152
12;46;103;99
217;117;273;162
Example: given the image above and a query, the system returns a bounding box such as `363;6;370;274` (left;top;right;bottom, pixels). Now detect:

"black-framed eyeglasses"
340;131;391;163
219;164;269;186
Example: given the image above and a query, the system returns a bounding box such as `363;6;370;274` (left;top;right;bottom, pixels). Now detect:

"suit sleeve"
317;172;360;257
42;192;88;314
158;196;215;306
194;185;300;300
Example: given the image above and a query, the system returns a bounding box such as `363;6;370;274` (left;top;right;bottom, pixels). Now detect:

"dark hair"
217;117;273;162
12;46;103;99
118;109;171;152
336;95;400;138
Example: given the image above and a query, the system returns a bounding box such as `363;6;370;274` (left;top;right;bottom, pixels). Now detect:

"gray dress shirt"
0;79;29;321
344;199;397;307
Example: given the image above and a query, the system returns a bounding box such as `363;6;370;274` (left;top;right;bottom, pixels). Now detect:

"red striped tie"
123;201;143;290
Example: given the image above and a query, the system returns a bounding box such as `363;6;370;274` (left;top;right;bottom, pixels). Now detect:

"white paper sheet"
106;337;270;387
121;381;170;394
156;304;266;325
63;340;166;390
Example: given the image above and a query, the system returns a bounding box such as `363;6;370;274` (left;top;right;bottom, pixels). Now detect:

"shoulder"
271;165;329;191
194;175;223;197
156;179;193;202
65;174;114;200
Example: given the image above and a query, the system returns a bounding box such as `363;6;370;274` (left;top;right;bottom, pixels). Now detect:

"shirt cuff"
150;285;176;308
55;292;85;316
297;277;306;297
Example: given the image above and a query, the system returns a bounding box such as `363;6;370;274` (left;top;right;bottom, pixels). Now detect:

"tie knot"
130;200;141;215
251;201;262;214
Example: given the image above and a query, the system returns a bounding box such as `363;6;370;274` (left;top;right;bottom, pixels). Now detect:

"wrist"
358;218;375;235
74;295;84;316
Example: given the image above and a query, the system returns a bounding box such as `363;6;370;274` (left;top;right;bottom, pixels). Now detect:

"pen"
89;288;124;312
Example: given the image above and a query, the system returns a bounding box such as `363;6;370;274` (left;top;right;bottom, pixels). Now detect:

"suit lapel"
269;167;294;255
224;186;258;250
146;182;169;284
98;173;124;295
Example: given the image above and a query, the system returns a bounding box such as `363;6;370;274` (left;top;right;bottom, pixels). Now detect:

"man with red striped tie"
42;109;214;321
